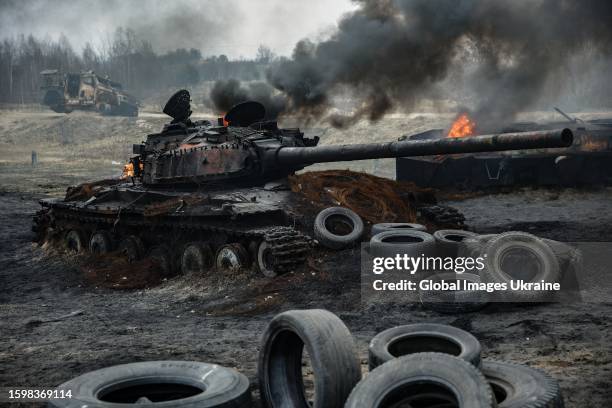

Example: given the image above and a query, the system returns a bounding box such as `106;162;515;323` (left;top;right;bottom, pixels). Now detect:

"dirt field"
1;108;611;407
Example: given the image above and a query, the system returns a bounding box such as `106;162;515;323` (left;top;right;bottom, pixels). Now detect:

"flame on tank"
448;113;476;138
122;162;143;179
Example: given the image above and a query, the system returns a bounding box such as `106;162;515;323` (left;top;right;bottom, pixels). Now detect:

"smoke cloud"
0;0;352;58
213;0;612;127
209;80;287;119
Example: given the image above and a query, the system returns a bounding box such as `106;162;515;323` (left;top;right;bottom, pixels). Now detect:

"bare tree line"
0;28;273;104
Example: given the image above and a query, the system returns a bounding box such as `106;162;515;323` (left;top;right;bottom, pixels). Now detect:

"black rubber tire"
313;207;364;250
371;222;427;237
370;230;436;259
345;353;495;408
47;360;252;407
433;229;478;257
256;241;276;278
215;243;249;271
368;323;481;370
89;230;114;254
65;230;86;253
118;235;145;262
258;309;361;408
419;272;489;314
480;232;560;302
181;242;214;274
482;360;564;408
149;245;174;277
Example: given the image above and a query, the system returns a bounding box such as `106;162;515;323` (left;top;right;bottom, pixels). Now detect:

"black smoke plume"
213;0;612;127
209;79;287;119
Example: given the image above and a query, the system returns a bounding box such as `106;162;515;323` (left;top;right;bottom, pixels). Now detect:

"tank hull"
34;181;311;276
396;123;611;188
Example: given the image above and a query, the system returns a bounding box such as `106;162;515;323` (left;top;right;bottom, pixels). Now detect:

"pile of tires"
367;224;578;311
368;225;477;259
354;321;564;408
256;310;564;408
49;310;565;407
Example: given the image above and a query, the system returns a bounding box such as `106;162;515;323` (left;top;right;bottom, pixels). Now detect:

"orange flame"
448;113;476;138
122;162;144;179
219;114;229;127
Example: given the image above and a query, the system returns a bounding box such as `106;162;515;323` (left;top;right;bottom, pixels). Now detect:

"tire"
258;309;361;408
482;360;564;408
215;243;249;271
419;272;489;314
345;353;495;408
256;241;276;278
370;230;436;259
181;242;214;274
313;207;364;250
433;229;478;257
118;235;145;262
480;232;560;302
47;361;252;407
371;222;427;237
89;230;114;254
368;323;481;370
65;230;86;253
149;245;174;277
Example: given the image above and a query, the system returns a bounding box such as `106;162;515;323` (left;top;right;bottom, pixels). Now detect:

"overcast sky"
0;0;357;58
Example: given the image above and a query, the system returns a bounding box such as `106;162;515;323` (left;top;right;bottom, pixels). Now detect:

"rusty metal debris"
40;70;138;116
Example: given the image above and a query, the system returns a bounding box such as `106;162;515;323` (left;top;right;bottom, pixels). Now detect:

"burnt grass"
1;187;612;407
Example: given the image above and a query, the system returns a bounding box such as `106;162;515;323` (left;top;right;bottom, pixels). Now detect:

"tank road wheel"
89;230;114;254
215;243;250;272
118;235;145;263
65;230;87;253
149;245;174;277
181;242;214;275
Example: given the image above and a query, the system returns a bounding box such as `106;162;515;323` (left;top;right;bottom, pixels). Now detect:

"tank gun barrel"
276;128;573;166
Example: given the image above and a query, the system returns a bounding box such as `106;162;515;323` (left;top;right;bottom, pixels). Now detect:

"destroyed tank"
32;90;573;277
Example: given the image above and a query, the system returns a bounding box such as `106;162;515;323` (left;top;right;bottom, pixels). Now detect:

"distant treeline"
0;27;274;104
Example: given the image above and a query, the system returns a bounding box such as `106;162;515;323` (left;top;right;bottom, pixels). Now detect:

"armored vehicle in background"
32;90;573;278
397;108;612;188
40;70;138;116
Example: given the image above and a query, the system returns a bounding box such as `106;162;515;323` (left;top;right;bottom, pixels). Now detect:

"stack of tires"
357;321;564;408
368;221;579;312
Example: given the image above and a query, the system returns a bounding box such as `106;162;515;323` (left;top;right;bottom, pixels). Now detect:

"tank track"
260;227;311;273
33;207;312;274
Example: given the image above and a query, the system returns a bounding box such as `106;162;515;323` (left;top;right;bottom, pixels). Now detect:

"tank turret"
134;90;573;187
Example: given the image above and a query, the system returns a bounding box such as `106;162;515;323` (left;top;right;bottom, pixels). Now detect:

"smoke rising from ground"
213;0;612;127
